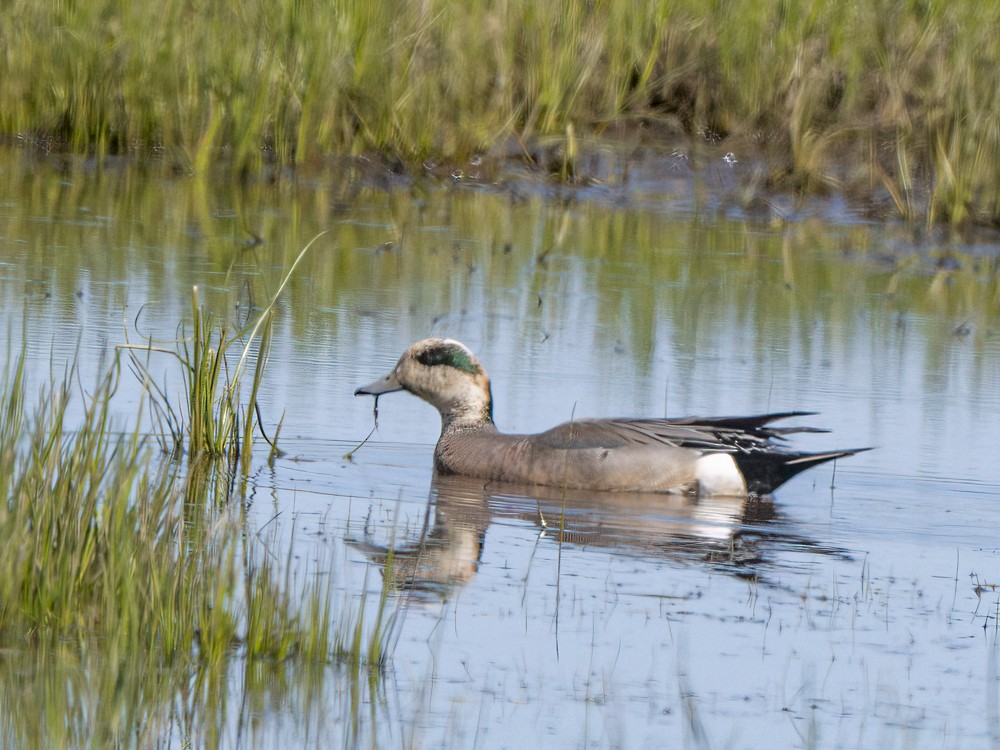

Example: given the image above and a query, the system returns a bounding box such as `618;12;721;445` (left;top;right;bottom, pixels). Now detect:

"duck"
354;338;867;497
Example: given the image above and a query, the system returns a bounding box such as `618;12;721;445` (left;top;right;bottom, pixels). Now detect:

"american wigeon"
355;338;866;496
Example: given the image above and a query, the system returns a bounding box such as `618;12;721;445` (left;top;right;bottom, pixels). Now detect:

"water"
1;149;999;748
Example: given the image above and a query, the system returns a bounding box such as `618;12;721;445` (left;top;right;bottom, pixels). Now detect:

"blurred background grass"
3;0;999;225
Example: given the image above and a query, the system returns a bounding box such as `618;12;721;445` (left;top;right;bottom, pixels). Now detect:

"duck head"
355;338;494;432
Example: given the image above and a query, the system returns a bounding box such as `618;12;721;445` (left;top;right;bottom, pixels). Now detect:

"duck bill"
354;371;403;396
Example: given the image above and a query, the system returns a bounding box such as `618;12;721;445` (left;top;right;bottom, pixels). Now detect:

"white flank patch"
695;453;747;496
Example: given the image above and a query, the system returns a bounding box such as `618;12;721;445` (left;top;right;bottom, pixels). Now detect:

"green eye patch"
417;344;478;374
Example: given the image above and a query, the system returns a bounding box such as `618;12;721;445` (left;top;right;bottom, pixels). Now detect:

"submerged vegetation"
3;0;1000;225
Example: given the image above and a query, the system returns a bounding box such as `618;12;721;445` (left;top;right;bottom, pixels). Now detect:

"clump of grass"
0;353;232;666
186;285;243;461
0;344;395;745
0;348;297;656
124;285;273;469
0;227;394;740
123;232;323;476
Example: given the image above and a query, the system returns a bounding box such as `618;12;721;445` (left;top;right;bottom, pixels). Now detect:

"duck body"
356;339;866;497
434;421;744;494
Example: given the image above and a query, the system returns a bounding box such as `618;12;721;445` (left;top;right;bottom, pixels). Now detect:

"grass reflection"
1;156;995;407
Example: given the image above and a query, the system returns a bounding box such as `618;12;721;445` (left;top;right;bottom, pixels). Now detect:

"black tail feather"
733;447;871;495
765;425;831;437
670;411;817;432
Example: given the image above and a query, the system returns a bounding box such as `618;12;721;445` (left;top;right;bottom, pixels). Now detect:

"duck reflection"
350;473;842;601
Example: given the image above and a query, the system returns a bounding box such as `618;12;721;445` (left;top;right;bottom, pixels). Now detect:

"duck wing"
531;411;817;453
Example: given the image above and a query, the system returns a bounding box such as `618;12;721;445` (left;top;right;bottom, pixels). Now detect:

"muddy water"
1;149;999;748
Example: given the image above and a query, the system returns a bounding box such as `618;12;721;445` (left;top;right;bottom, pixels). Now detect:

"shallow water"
1;149;999;748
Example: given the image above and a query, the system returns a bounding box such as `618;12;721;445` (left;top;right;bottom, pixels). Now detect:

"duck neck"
440;392;496;435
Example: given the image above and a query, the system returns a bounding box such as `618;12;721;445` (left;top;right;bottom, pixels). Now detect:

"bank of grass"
2;0;1000;226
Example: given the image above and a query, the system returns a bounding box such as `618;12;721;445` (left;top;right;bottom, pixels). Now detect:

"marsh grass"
0;347;396;745
124;285;270;468
0;232;398;741
3;0;1000;224
124;232;323;476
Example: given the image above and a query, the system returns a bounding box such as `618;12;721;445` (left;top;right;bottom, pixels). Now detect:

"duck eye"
417;345;478;374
